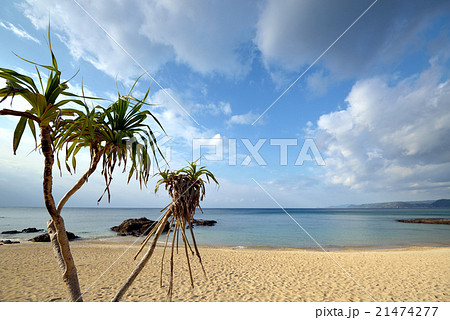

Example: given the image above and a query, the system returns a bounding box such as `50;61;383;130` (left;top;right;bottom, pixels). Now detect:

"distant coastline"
332;198;450;209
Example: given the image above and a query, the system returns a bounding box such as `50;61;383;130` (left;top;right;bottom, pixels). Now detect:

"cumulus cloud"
0;20;40;43
255;0;450;77
20;0;257;81
144;87;233;170
149;89;201;141
314;61;450;195
16;0;450;87
227;110;257;125
139;0;257;77
21;0;170;82
192;101;232;116
306;70;332;96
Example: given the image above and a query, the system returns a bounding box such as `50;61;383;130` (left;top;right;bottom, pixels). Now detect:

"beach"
0;241;448;302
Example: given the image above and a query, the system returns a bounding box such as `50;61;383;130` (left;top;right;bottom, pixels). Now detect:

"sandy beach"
0;241;448;302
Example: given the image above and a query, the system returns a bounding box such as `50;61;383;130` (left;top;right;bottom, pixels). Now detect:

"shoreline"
77;238;450;252
3;238;450;251
1;241;449;302
2;235;450;252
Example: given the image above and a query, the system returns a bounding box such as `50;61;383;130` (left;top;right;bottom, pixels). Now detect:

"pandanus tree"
0;27;164;301
55;78;164;205
113;161;219;301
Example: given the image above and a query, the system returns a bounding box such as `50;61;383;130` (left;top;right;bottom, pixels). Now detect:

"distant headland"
333;199;450;209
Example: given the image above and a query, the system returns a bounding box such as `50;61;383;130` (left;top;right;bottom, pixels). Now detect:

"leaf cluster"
0;24;92;154
54;80;166;203
155;161;219;218
0;24;166;203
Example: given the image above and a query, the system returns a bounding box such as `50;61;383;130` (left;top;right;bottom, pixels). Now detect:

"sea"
0;207;449;249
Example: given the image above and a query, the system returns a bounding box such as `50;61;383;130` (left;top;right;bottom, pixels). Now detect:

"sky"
0;0;449;208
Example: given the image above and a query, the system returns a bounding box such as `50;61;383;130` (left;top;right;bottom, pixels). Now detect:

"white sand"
0;241;448;302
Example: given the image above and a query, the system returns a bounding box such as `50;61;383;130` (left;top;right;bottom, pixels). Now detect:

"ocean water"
0;207;449;248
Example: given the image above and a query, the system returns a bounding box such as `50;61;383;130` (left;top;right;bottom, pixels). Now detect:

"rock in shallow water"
31;231;79;242
1;240;20;244
1;230;20;234
192;219;217;226
111;217;170;236
2;227;45;234
21;227;45;233
397;218;450;225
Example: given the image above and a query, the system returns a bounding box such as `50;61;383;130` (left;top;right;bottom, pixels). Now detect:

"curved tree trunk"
56;148;102;214
41;126;83;302
47;218;83;301
112;212;171;302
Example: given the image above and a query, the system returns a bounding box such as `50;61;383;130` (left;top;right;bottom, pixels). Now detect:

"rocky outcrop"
111;217;170;236
1;240;20;244
1;230;20;234
397;218;450;225
192;219;217;226
31;231;79;242
22;227;44;233
2;227;45;234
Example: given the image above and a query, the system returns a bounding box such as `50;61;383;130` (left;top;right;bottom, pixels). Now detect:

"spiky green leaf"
13;117;27;155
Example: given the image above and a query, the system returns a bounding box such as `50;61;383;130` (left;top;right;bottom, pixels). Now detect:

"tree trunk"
41;126;83;302
47;216;83;301
112;213;171;302
56;148;102;214
47;220;65;271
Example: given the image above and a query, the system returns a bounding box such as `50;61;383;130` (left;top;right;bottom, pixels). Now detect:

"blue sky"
0;0;449;208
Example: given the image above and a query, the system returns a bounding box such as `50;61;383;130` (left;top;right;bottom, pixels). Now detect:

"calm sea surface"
0;207;449;248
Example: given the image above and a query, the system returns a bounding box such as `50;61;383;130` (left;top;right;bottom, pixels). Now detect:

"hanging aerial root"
134;212;170;260
112;212;170;302
160;217;174;287
188;218;207;278
167;217;179;301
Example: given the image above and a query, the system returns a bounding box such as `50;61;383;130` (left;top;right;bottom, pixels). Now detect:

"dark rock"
111;217;170;236
192;219;217;226
1;240;20;244
31;233;50;242
31;231;79;242
2;227;45;234
397;218;450;225
1;230;20;234
21;227;45;233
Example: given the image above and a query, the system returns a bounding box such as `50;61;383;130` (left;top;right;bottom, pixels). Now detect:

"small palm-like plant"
113;161;219;301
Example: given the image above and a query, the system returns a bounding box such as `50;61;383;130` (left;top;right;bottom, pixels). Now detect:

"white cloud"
149;88;219;141
314;61;450;195
221;102;232;115
150;90;200;140
192;101;232;116
146;88;229;170
227;111;257;125
0;20;40;43
139;0;256;77
306;71;332;96
255;0;450;78
20;0;257;81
